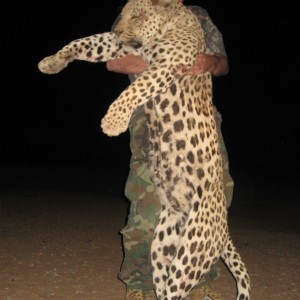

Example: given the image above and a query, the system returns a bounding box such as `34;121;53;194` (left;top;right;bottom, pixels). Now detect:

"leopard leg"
162;208;219;300
101;64;177;136
220;237;251;300
38;32;126;74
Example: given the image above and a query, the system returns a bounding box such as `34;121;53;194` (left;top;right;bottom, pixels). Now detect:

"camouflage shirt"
188;6;227;57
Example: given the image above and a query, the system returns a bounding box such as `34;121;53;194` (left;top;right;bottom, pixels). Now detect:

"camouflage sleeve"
188;6;227;57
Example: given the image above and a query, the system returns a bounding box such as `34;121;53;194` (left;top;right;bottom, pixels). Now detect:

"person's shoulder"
187;5;209;18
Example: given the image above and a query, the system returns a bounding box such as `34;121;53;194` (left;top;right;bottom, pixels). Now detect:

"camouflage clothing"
118;5;233;292
188;6;227;57
119;107;159;290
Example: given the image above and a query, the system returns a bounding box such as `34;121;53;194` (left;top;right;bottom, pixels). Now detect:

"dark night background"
1;0;299;197
1;2;299;298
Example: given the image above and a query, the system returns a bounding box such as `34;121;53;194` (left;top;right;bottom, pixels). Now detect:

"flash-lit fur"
38;0;250;299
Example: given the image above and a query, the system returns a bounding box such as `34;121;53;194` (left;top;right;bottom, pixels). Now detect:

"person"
106;1;233;299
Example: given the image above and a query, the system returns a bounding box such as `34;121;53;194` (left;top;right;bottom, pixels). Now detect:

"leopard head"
114;0;167;48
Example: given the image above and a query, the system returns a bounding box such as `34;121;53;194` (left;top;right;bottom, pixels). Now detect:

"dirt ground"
0;166;299;300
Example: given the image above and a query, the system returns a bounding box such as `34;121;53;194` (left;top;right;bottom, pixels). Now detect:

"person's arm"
189;6;229;77
106;54;149;75
106;53;227;77
107;15;150;76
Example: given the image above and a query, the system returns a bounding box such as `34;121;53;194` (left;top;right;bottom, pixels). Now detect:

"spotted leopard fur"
38;0;250;299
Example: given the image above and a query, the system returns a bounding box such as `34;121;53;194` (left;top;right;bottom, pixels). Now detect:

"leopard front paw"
100;115;128;137
38;53;72;74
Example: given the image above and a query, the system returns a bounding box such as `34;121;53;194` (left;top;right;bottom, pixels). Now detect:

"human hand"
106;54;149;75
184;53;229;77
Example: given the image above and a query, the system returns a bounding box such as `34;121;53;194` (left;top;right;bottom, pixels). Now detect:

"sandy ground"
0;166;299;300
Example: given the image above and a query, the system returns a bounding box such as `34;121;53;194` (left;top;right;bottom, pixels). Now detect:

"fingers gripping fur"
221;238;251;300
38;32;126;74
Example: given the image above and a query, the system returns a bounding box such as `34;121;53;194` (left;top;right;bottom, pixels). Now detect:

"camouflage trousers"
118;108;234;291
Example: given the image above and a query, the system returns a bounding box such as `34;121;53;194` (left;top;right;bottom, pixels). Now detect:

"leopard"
38;0;251;299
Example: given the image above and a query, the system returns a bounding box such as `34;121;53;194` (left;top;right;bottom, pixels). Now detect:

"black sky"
1;0;299;180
